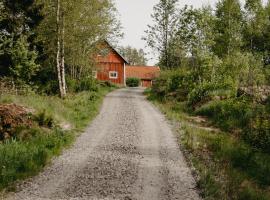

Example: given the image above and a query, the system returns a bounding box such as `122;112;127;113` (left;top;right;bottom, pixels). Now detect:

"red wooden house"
94;41;128;85
95;41;160;87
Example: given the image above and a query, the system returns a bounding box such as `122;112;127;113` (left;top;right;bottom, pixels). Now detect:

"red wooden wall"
96;47;125;85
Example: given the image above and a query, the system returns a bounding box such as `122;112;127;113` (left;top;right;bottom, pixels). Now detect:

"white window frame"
92;70;97;79
109;71;118;79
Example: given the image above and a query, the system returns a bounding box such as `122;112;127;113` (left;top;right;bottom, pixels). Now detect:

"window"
109;71;118;79
92;71;97;79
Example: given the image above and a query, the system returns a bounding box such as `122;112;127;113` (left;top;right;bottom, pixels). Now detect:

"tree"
35;0;122;97
0;0;42;83
213;0;243;57
0;35;40;83
119;46;147;65
243;0;267;53
143;0;179;69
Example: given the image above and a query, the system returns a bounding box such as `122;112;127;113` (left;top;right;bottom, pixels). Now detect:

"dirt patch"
0;104;33;140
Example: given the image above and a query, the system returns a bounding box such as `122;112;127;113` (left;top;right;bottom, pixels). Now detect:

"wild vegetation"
0;0;121;97
0;85;115;190
0;0;120;190
145;0;270;199
126;77;140;87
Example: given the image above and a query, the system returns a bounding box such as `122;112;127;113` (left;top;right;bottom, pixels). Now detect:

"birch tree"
35;0;122;97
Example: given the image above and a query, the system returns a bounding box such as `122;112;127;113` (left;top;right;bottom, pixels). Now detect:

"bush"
151;69;196;101
244;105;270;153
126;77;140;87
33;110;54;128
188;81;236;108
196;97;253;131
65;77;99;93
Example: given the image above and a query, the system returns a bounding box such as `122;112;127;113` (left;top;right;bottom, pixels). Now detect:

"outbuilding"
126;66;160;87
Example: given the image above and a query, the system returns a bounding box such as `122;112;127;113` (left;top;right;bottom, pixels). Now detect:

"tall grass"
0;129;73;189
0;87;113;190
149;97;270;200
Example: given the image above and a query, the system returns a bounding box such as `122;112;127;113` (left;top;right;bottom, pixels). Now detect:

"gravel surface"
5;88;201;200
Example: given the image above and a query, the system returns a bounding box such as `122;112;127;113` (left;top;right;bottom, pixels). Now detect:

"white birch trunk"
61;11;66;96
56;0;64;98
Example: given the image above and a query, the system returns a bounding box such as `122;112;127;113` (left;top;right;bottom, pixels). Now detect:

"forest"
144;0;270;199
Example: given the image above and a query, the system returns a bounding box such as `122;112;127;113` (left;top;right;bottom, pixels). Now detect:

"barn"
95;41;160;87
94;41;128;85
126;66;160;87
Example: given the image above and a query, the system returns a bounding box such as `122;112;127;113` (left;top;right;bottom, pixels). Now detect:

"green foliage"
188;82;236;108
143;0;179;69
0;35;40;83
151;70;196;101
214;0;243;57
126;77;140;87
0;86;113;189
66;77;99;93
34;110;54;128
244;105;270;153
0;129;73;190
151;99;270;199
119;46;147;65
196;98;253;131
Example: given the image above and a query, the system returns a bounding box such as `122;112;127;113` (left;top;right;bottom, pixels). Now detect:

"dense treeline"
145;0;270;199
145;0;270;151
0;0;121;97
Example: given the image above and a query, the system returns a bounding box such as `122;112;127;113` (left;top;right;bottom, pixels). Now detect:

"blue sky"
114;0;267;65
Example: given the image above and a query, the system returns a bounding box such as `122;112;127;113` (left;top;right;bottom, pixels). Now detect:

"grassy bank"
0;86;114;190
148;97;270;200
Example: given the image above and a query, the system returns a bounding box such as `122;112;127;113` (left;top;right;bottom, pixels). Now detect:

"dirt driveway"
6;88;201;200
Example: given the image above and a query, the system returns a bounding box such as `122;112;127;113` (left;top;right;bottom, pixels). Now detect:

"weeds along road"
6;88;201;200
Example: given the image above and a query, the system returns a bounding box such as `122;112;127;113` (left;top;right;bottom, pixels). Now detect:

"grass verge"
0;86;114;191
149;98;270;200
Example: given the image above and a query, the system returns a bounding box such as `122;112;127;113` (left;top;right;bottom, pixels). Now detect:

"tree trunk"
61;11;66;96
56;0;64;98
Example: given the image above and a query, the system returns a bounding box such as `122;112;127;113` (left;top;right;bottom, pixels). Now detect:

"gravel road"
6;88;201;200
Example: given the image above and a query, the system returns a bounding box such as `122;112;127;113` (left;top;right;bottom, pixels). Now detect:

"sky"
114;0;267;65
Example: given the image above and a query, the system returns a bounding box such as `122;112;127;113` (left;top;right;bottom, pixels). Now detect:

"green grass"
149;97;270;200
0;86;113;190
196;98;253;131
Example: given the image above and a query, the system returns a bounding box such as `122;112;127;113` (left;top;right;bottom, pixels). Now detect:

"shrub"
99;81;117;88
33;110;54;128
151;69;196;101
66;77;100;93
0;35;40;83
40;80;59;95
126;77;140;87
196;97;253;131
76;77;99;92
188;81;236;108
243;105;270;153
